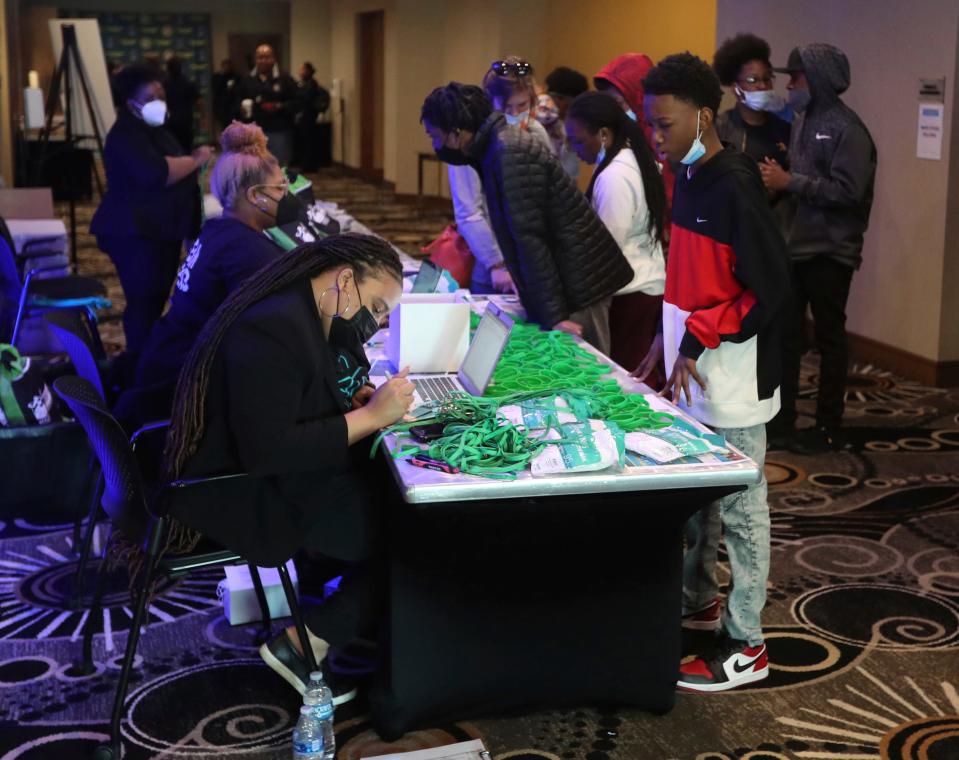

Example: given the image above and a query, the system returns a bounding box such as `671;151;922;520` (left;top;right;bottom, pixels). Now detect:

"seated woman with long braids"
164;233;413;701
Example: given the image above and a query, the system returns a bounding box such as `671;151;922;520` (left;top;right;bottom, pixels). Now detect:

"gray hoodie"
785;43;877;268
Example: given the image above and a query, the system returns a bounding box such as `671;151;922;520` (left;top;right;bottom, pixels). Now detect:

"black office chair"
52;375;316;760
0;215;109;346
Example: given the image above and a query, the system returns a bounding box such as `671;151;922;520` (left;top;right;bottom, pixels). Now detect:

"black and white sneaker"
259;632;358;705
677;636;769;692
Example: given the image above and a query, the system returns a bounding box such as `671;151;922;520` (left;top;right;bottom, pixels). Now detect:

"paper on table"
361;739;489;760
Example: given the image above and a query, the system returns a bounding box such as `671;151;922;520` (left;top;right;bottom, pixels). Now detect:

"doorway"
358;10;384;180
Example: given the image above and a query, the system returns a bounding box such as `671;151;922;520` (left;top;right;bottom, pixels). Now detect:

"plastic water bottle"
303;670;335;760
292;705;324;759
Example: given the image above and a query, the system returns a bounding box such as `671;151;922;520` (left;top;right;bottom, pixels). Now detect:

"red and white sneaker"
677;638;769;692
681;598;722;631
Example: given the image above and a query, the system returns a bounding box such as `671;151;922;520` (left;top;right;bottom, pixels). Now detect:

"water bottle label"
313;704;333;720
293;738;323;753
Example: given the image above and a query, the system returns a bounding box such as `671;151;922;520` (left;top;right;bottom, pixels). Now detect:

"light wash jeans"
682;423;770;646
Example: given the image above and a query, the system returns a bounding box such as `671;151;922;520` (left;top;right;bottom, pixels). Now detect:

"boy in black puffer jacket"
421;83;632;354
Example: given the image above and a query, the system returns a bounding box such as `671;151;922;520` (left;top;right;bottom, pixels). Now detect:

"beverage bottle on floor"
292;705;324;759
304;670;335;760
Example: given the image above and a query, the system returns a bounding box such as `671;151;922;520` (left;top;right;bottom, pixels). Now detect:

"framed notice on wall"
62;10;214;145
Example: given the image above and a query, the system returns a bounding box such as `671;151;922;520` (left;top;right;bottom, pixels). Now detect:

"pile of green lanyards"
370;392;548;480
484;318;673;433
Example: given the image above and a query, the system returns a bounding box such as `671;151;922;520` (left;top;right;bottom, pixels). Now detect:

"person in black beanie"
760;43;877;454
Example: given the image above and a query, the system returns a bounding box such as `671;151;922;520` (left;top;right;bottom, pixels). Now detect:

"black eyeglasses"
739;74;776;86
491;60;532;77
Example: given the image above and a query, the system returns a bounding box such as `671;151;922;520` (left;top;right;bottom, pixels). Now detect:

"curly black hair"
641;52;723;114
113;62;163;102
712;33;772;86
545;66;589;99
420;82;492;133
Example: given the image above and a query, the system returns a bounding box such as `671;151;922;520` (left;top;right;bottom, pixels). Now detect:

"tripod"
35;24;106;273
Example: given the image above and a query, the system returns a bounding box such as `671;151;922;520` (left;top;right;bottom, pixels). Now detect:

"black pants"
779;255;855;430
98;235;182;355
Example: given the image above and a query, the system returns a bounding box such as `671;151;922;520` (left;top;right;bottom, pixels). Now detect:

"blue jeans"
265;130;294;167
682;423;770;646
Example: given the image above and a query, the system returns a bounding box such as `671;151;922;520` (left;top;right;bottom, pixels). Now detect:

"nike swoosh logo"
731;654;763;674
696;217;708;223
815;133;832;140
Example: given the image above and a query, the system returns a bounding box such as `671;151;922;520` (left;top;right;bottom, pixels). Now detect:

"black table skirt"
369;485;738;740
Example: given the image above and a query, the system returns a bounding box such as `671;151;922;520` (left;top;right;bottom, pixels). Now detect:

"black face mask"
327;279;380;352
434;146;472;165
275;191;308;227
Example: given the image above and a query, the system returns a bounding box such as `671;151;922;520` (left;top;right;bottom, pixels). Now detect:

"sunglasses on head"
491;60;532;77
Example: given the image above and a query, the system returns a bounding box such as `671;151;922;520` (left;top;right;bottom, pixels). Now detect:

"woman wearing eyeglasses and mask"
126;121;289;421
91;63;213;367
713;35;792;186
163;233;412;700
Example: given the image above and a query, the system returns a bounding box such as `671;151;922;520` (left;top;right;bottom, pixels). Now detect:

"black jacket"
235;70;299;133
169;279;382;566
785;44;877;268
465;113;632;327
90;109;201;242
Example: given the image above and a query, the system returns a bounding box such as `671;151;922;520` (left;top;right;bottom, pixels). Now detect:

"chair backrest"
52;375;151;541
44;310;107;399
0;217;21;341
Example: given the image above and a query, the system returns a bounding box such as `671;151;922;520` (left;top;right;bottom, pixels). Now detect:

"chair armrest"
18;238;65;256
129;419;171;450
22;263;69;289
164;472;250;490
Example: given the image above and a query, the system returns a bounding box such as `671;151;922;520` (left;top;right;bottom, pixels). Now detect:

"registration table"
365;296;761;740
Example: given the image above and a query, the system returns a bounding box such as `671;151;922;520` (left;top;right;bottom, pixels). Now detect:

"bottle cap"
300;705;313;716
309;671;324;682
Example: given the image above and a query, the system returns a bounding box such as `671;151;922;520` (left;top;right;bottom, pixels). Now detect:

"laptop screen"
458;305;513;396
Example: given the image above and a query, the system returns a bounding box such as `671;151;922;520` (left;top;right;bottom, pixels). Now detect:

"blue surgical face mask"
625;108;638;122
504;110;530;127
680;109;706;166
788;88;812;113
738;87;786;113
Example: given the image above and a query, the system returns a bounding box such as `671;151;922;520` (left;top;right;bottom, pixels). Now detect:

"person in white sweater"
566;90;668;384
447;57;554;295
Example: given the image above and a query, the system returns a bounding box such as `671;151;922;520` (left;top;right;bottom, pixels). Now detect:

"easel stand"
35;24;105;273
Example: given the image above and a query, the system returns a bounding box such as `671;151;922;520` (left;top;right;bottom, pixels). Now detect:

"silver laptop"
374;302;514;407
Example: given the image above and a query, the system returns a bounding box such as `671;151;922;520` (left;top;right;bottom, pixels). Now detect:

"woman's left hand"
351;384;375;410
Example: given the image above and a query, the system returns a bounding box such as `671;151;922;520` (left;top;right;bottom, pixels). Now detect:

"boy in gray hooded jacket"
760;43;877;454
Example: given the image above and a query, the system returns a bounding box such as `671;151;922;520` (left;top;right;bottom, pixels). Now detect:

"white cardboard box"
385;294;470;373
221;561;298;626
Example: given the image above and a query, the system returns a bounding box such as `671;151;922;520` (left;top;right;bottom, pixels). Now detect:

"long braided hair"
164;232;402;481
567;90;667;245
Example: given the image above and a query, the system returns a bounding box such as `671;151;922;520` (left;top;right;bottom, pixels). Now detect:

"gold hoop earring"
318;287;352;318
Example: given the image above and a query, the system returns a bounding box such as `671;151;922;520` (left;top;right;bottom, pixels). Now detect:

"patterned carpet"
1;171;957;759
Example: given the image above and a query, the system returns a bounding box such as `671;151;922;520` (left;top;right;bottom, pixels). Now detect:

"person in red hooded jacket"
594;53;676;214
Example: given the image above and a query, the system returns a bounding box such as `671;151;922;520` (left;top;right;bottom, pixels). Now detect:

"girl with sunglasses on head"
443;56;553;296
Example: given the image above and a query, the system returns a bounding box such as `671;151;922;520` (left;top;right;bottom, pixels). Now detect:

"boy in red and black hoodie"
635;53;789;691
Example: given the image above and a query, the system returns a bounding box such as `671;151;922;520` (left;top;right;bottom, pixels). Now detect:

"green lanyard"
0;345;27;426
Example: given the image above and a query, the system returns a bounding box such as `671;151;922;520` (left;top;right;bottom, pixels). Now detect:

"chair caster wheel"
92;742;117;759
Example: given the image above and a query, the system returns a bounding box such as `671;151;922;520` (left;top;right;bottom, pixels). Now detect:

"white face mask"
737;87;785;113
680;109;706;166
140;99;168;127
504;110;530;127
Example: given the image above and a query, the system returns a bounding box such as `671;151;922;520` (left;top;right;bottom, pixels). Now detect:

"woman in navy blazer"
91;63;213;359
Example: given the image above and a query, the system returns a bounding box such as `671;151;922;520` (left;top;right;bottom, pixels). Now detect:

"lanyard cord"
368;319;677;480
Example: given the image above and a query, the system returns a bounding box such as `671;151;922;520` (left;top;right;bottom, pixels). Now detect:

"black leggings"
98;235;182;355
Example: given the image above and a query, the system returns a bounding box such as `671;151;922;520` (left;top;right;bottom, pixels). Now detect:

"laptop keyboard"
413;376;461;403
